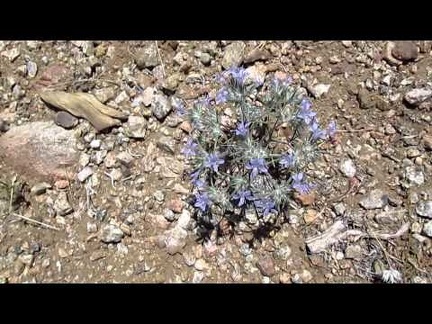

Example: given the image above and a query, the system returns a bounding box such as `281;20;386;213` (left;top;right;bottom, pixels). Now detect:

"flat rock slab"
0;121;79;182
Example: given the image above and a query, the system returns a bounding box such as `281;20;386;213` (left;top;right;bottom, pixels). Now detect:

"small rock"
90;251;107;262
156;136;176;154
422;221;432;238
100;224;124;243
405;166;424;186
87;222;98;233
274;246;292;261
391;41;418;62
344;245;363;259
416;201;432;219
153;190;165;202
256;256;275;277
116;151;134;168
167;197;184;213
407;148;421;158
192;271;205;283
243;48;272;64
332;203;346;216
90;139;101;149
199;53;212;66
163;73;181;92
164;226;188;255
294;192;316;206
359;189;388;210
245;211;258;225
124;116;147;139
310;83;331;99
79;153;90;167
422;135;432;151
151;93;172;121
404;88;432;106
77;166;93;182
105;152;117;168
339;159;356;178
176;209;191;229
135;44;159;69
30;182;51;195
93;87;116;104
92;150;107;165
18;254;34;266
342;41;352;47
300;269;313;283
221;42;246;69
279;273;291;284
164;209;177;222
374;211;403;225
304;209;318;224
141;87;155;106
194;259;208;271
114;91;129;105
53;191;73;216
26;61;38;78
54;111;78;129
245;65;266;85
0;119;9;132
54;180;69;190
1;47;20;62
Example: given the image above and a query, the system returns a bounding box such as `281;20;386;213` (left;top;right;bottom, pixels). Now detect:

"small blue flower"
204;153;225;172
232;190;254;207
216;87;229;104
174;101;186;117
194;192;211;212
291;172;312;194
181;138;198;158
225;67;248;85
297;98;316;125
246;158;268;178
310;120;326;141
280;153;296;168
327;120;337;138
235;121;250;137
255;198;277;216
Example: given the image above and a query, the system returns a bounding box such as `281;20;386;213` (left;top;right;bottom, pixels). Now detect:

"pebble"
54;180;69;190
300;269;313;283
135;45;159;69
93;87;116;103
405;166;424;186
404;88;432;106
92;150;107;165
104;152;117;168
176;209;191;230
310;83;331;99
77;166;93;182
274;246;292;261
53;192;73;216
339;159;356;178
116;151;134;168
256;256;275;277
164;209;177;222
416;201;432;219
124;116;147;139
422;135;432;151
164;226;188;255
26;61;38;78
30;182;51;195
304;209;318;224
359;189;388;210
1;47;20;62
279;273;291;284
422;221;432;238
199;52;212;66
332;202;346;216
100;224;124;243
192;271;205;283
407;148;421;158
87;222;98;233
90;139;101;149
194;259;208;271
167;197;184;213
156;136;176;154
221;41;246;69
344;245;363;259
153;190;165;202
79;153;90;167
151;93;172;121
54;111;78;129
0;119;9;132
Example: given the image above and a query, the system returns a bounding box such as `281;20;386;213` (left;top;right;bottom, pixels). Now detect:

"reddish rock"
256;255;276;277
33;64;71;90
294;191;316;206
0;122;79;183
54;180;70;190
167;197;184;213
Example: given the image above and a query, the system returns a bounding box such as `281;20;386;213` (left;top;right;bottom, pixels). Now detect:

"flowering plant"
177;67;336;230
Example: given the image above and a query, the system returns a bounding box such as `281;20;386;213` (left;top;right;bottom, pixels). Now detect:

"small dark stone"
54;111;78;129
392;41;418;62
0;119;9;132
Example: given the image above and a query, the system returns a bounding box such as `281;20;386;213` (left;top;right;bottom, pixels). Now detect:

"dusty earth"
0;40;431;283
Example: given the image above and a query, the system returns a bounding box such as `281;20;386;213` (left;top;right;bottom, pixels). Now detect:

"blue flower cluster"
177;67;336;227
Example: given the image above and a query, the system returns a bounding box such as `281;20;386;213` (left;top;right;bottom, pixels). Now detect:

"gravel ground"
0;40;431;283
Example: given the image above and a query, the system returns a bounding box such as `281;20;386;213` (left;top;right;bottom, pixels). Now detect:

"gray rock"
26;61;38;78
359;189;388;210
245;211;258;225
221;42;246;69
100;224;124;243
339;159;356;178
404;88;432;106
243;48;272;64
79;153;90;167
141;87;155;107
256;256;275;277
151;93;172;121
416;201;432;219
135;44;159;69
30;182;52;195
92;150;107;165
310;83;331;99
176;209;191;230
54;111;78;129
422;221;432;237
114;91;129;105
164;226;188;255
274;246;292;260
392;41;418;62
162;73;181;92
374;210;404;225
1;48;20;62
53;192;73;216
156;136;176;154
77;166;93;182
116;151;134;168
199;52;212;66
164;209;177;222
332;202;346;216
344;245;363;259
405;166;424;186
192;271;205;283
87;222;98;233
93;87;116;103
0;119;9;132
153;190;165;202
124;116;147;139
